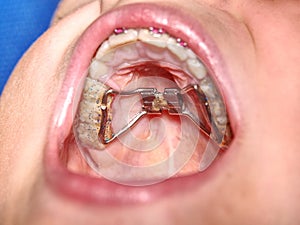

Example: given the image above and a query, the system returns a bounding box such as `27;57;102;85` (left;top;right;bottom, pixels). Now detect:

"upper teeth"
75;27;232;152
93;28;208;83
108;29;138;47
138;29;169;48
187;58;207;80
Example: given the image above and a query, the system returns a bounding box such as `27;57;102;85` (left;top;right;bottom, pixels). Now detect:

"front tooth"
108;29;138;48
167;38;188;61
187;58;207;80
89;59;109;79
138;29;169;48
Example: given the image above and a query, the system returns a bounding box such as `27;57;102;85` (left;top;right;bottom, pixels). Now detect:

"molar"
79;100;99;120
210;101;224;117
79;110;99;124
83;78;104;100
216;115;227;125
77;123;104;150
199;77;217;98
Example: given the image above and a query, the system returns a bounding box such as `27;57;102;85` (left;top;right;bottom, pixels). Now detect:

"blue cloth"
0;0;60;94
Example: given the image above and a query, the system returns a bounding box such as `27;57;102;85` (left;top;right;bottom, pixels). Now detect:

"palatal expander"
74;27;232;155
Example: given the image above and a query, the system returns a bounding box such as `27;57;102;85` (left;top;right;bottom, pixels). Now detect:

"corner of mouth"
44;2;237;206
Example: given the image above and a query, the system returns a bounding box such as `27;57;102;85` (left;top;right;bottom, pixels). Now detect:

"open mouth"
45;3;234;205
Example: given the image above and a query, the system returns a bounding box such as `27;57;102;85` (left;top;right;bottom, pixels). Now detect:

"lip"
45;2;238;205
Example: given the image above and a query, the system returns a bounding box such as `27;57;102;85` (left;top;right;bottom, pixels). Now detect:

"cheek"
0;0;100;216
0;40;71;209
52;0;99;24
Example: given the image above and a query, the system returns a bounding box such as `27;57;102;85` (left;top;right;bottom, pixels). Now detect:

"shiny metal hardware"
99;84;212;144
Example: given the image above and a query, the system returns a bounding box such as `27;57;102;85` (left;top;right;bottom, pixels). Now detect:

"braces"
98;84;217;145
113;26;188;47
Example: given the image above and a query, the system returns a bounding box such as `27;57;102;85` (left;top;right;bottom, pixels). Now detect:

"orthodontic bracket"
99;84;214;145
113;27;188;47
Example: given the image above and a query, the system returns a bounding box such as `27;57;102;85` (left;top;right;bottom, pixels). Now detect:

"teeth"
93;27;210;82
199;76;228;138
95;40;110;59
83;78;104;100
187;58;207;80
167;38;188;61
78;100;99;122
93;27;210;81
79;110;99;124
186;48;197;59
89;59;109;80
108;29;138;48
138;29;169;48
199;78;216;98
210;101;224;117
76;27;231;151
75;78;110;150
77;123;104;150
216;115;227;125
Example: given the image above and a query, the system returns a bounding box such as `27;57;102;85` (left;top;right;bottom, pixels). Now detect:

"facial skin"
0;0;300;224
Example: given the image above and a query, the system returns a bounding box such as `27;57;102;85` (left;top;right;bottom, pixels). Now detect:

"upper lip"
45;2;233;205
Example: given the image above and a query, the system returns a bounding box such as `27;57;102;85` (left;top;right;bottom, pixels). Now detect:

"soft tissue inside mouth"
63;28;232;186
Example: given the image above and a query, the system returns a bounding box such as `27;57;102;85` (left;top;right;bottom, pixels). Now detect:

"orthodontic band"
98;84;227;149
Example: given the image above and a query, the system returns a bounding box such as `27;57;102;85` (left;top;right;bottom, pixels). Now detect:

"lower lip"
44;3;232;205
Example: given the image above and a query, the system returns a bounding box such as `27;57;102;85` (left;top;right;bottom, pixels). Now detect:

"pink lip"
45;3;237;205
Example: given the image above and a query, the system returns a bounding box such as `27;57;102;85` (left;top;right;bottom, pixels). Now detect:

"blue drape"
0;0;60;94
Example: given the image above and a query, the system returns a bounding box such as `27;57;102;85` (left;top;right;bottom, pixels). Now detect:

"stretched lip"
45;2;234;205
